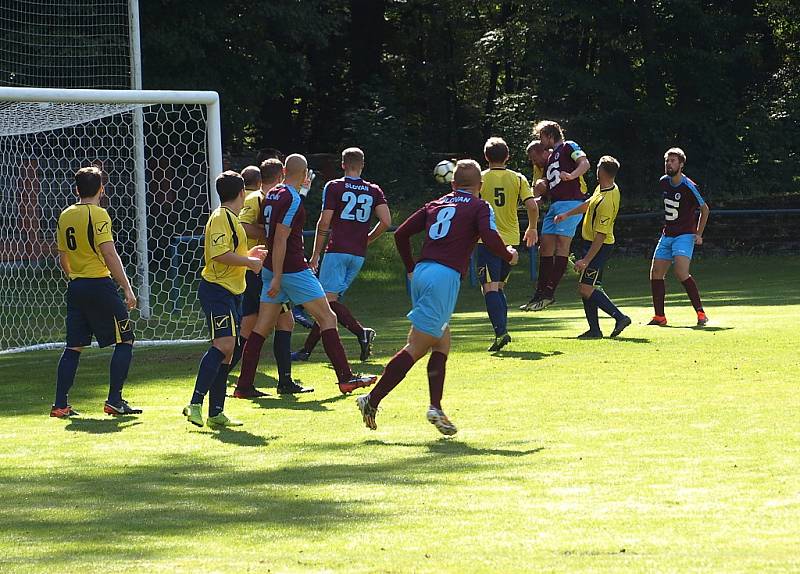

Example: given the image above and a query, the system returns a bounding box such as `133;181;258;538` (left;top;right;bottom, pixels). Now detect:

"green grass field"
1;255;799;573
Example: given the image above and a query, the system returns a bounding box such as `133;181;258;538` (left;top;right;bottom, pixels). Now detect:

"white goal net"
0;88;223;352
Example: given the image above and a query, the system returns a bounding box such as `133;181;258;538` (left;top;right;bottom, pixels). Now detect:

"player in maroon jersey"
292;148;392;363
526;120;590;311
356;160;519;435
236;154;376;394
649;148;711;326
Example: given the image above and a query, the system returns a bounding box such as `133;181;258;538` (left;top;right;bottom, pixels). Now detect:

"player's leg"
323;253;374;360
205;333;244;428
52;280;89;417
286;269;375;393
533;201;582;310
426;327;457;435
649;235;673;325
274;308;312;393
234;301;282;397
581;244;630;338
673;247;707;325
478;244;510;350
233;269;263;370
521;229;555;311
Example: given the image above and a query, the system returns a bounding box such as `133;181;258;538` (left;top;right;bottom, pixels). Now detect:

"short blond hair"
597;155;620;178
341;147;365;167
664;147;686;164
453;159;482;188
526;139;545;155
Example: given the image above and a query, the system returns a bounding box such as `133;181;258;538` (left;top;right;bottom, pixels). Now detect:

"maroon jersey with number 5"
322;176;387;257
660;174;706;237
545;140;587;202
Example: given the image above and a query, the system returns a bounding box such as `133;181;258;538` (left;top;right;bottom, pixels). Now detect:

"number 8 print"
428;206;456;239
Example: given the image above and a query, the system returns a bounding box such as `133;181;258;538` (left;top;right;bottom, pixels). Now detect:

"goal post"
0;86;223;352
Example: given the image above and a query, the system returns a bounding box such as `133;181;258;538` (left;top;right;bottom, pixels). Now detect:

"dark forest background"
139;0;798;207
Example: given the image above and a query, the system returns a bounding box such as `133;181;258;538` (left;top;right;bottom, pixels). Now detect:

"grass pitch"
1;254;799;573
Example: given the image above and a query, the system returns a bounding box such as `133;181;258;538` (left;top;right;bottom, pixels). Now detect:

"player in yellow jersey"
183;171;267;428
51;166;140;418
554;156;631;338
478;137;538;351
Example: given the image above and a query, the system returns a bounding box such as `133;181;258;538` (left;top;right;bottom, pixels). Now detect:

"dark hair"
484;137;509;164
215;170;245;202
75;166;103;198
259;158;283;182
241;165;261;188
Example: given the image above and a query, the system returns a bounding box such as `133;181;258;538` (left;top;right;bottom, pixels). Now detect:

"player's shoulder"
244;189;263;202
564;140;583;150
682;175;699;189
88;204;111;219
660;174;671;182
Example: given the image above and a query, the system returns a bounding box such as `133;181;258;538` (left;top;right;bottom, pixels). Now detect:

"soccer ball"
433;160;455;184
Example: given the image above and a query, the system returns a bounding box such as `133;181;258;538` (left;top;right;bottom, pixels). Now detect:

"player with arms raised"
526;120;590;311
356;160;519;435
292;147;391;362
649;148;710;326
51;166;140;418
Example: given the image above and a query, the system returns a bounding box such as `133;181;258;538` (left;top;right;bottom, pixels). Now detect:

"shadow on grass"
364;439;545;457
207;428;277;447
64;415;143;434
665;326;734;332
492;350;565;361
250;392;350;412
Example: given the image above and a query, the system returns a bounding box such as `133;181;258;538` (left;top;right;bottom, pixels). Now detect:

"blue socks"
191;346;225;405
582;298;601;334
55;348;81;408
209;362;231;417
589;289;623;320
273;330;292;385
108;343;133;404
484;291;507;337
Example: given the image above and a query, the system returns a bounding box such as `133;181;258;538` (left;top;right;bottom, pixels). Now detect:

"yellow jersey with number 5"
480;167;533;245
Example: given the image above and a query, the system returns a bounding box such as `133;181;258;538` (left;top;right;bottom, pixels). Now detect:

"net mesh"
0;101;213;351
0;0;132;89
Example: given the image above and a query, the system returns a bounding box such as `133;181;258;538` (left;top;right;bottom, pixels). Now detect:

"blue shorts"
578;240;614;287
654;233;696;261
318;252;365;295
241;270;262;317
407;261;461;338
198;279;242;340
66;277;134;348
260;267;325;306
475;243;511;285
541;200;584;237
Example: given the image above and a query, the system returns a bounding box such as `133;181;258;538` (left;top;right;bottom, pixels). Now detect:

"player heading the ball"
356;159;519;436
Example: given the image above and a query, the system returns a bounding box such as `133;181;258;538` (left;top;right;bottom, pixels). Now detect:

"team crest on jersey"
212;233;226;245
554;152;560;160
675;192;681;200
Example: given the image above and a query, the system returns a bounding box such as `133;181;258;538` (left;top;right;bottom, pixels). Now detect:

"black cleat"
359;328;376;362
577;330;603;339
104;399;142;415
277;380;314;394
610;315;632;338
488;332;512;352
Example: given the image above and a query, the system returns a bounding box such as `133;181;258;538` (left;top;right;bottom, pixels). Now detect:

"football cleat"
647;315;668;326
359;328;376;362
291;306;315;330
206;412;244;428
356;394;378;430
182;404;204;427
232;386;270;399
577;330;603;339
426;407;457;436
696;311;709;326
277;380;314;394
488;332;512;352
610;315;632;338
50;405;79;418
530;297;555;311
103;399;142;415
519;295;540;311
339;374;378;395
290;350;311;362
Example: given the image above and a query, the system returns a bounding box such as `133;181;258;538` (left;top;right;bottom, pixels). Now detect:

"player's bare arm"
522;196;539;247
57;250;72;278
212;248;265;274
367;204;392;245
696;203;710;245
560;156;590;182
268;223;291;297
241;222;266;243
554;199;590;223
575;232;606;271
310;209;333;271
99;241;137;310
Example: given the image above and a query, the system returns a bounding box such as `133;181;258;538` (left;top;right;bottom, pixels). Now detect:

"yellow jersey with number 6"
56;203;114;279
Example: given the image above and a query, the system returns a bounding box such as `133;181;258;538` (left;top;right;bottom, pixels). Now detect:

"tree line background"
141;0;798;209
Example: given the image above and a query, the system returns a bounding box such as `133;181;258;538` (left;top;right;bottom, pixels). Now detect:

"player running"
525;120;590;311
51;166;140;418
554;156;631;338
183;171;267;428
253;154;376;394
649;148;710;327
356;160;518;435
292;147;391;362
477;137;538;351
